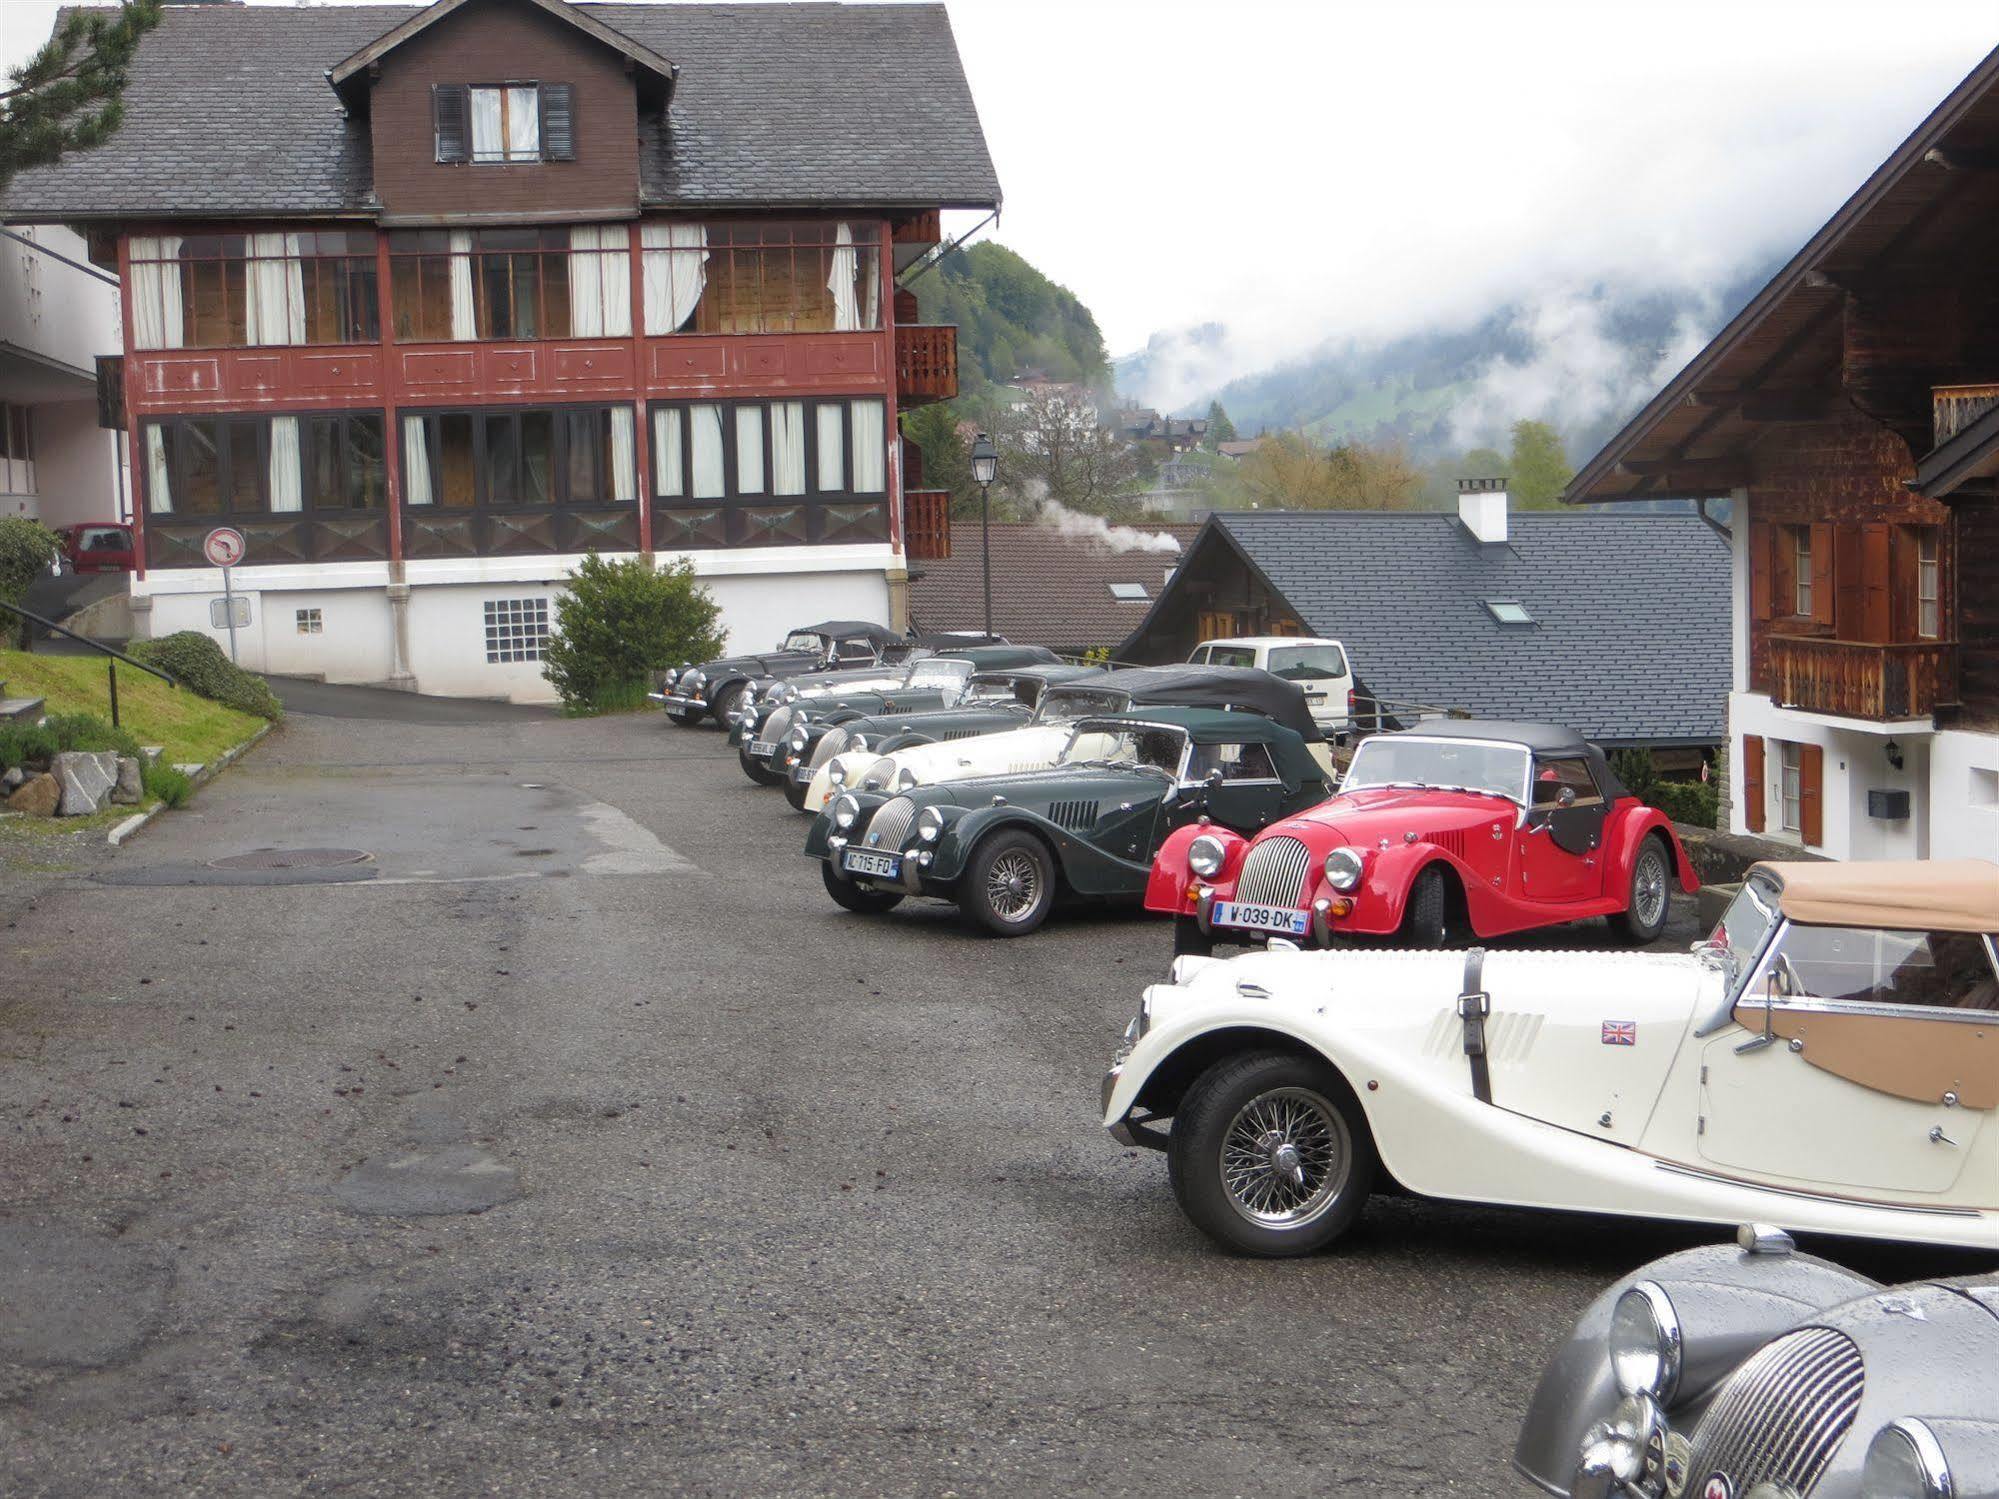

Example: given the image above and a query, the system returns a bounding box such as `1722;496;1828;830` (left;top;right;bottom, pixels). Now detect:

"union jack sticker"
1601;1020;1637;1046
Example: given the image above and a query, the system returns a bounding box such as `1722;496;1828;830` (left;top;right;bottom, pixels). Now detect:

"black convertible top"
1083;664;1321;742
971;663;1102;687
935;644;1060;669
1391;719;1630;799
802;621;900;644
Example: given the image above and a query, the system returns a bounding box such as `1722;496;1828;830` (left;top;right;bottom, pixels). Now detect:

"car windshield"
1712;874;1780;989
1034;688;1131;724
782;632;823;652
1057;724;1187;775
963;675;1020;705
903;658;974;690
1267;644;1346;679
1342;736;1531;803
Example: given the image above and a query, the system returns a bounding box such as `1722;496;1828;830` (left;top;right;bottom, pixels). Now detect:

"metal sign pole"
222;563;239;663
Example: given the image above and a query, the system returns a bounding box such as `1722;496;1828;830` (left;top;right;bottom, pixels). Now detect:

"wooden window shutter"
1861;522;1891;641
1742;734;1766;833
1888;525;1917;642
1809;522;1834;626
1798;741;1823;846
433;84;470;164
1748;519;1774;621
540;84;576;161
1833;525;1864;637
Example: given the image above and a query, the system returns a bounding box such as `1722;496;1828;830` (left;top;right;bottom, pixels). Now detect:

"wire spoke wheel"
1633;845;1669;929
985;849;1042;922
1217;1087;1349;1228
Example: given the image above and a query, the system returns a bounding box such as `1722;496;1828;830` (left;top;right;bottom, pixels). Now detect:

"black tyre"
709;682;746;731
1167;1050;1377;1257
1399;866;1449;947
1610;833;1673;945
739;740;786;787
1172;916;1214;957
783;775;811;811
821;859;904;913
956;827;1057;937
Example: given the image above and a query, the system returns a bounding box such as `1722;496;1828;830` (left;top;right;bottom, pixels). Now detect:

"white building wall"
29;399;124;528
1730;692;1940;861
1931;728;1999;862
0;227;123;526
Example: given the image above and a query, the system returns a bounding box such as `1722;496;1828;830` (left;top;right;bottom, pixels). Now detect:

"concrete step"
1;696;46;725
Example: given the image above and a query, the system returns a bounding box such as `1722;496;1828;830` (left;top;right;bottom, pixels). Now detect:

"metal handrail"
0;599;174;729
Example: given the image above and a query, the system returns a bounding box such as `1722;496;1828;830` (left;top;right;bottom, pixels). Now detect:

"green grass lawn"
1;649;265;769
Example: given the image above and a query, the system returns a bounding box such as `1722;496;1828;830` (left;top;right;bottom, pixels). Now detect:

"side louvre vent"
1425;830;1468;860
1047;800;1098;831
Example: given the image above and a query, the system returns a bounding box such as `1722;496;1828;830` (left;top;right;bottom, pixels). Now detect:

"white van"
1188;635;1353;739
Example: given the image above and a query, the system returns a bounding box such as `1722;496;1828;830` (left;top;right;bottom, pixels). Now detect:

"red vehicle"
55;522;137;574
1147;719;1698;953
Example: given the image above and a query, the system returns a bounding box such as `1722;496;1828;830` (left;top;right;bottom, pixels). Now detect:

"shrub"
0;722;59;771
42;710;145;760
1608;747;1660;800
1650;777;1719;828
142;761;193;808
130;631;283;720
542;553;725;714
0;517;61;647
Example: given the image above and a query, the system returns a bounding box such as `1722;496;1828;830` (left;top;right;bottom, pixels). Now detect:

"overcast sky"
9;0;1999;402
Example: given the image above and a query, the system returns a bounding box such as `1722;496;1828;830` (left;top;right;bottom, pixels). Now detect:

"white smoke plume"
1034;496;1182;555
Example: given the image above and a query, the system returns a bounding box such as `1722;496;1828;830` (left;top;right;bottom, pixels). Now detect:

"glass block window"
296;608;323;634
484;596;549;663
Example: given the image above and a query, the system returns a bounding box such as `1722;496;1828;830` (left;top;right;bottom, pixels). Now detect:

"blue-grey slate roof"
1;2;1001;221
1124;510;1730;746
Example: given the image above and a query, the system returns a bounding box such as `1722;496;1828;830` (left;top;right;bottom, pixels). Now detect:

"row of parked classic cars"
652;620;1999;1499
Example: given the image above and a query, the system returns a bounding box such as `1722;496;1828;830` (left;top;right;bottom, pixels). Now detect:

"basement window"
295;608;322;635
1483;598;1534;626
1109;582;1149;602
484;597;549;663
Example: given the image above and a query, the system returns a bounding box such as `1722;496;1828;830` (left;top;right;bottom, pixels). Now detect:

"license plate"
1306;692;1328;704
842;849;901;880
1214;900;1309;935
748;739;776;757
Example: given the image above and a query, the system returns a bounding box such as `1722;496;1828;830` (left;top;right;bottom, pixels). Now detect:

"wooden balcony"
1765;636;1959;720
904;488;951;560
895;324;957;407
1934;382;1999;445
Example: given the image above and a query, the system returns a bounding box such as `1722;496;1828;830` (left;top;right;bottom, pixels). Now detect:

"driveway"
0;694;1976;1496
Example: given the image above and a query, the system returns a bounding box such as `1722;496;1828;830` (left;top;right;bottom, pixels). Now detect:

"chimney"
1457;476;1509;545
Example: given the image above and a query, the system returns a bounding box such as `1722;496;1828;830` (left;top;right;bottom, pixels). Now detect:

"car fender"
929;806;1056;884
1144;823;1248;914
1350;842;1465;932
1513;1243;1884;1494
1604;803;1701;895
877;731;936;753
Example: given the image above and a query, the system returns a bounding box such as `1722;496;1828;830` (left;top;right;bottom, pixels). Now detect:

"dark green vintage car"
804;708;1332;937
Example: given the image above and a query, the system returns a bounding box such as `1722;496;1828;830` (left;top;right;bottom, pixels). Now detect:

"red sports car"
1146;719;1698;953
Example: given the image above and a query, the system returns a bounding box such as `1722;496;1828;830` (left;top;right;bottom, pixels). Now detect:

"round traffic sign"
203;526;246;567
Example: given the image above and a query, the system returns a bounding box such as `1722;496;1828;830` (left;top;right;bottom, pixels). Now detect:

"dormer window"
433;84;575;165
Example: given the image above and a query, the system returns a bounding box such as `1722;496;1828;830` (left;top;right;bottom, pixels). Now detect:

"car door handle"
1929;1126;1958;1147
1526;823;1549;836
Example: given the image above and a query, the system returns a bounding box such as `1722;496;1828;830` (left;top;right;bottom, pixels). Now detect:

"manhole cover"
209;848;373;871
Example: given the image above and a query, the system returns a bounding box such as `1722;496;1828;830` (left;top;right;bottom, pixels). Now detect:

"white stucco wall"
28;399;124;528
1931;727;1999;862
1728;694;1933;861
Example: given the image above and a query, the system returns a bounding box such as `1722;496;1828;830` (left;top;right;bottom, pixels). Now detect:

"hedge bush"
130;631;283;720
542;553;726;714
42;711;145;760
1650;778;1720;828
0;517;61;647
0;722;59;772
143;761;193;808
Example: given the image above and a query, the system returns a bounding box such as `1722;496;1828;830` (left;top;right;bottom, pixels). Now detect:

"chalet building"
1568;44;1999;862
1116;486;1730;756
0;0;997;700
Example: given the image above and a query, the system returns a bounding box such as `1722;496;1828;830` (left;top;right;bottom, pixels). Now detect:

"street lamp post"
970;432;999;640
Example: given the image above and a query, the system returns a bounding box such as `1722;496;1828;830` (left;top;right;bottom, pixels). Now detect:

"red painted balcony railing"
903;489;951;560
895;324;957;407
1764;636;1959;720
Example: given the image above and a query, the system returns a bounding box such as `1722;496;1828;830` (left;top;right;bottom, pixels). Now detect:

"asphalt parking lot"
1;693;1980;1497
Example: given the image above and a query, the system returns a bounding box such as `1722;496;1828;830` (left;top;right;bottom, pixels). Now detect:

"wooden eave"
1567;41;1999;505
1914;397;1999;497
327;0;677;111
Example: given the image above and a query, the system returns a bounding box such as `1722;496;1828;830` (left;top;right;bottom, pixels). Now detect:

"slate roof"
0;2;1001;221
908;522;1199;655
1118;510;1730;746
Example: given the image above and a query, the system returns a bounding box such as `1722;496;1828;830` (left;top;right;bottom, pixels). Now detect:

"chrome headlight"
1573;1394;1661;1499
1121;993;1154;1049
828;762;848;786
663;667;681;688
680;668;707;694
848;733;868;754
894;767;919;792
1608;1282;1682;1402
1188;834;1225;878
1323;846;1365;892
1861;1419;1952;1499
915;806;945;844
788;724;810;752
830;794;860;831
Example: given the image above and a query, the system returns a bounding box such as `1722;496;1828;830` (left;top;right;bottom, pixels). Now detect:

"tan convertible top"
1751;859;1999;934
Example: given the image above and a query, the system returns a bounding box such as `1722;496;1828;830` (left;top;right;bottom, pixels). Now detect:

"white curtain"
448;230;477;341
816;403;844;492
850;399;885;493
131;235;184;351
641;223;708;333
771;401;805;496
145;425;172;513
610;406;637;502
402;415;432;505
689;404;725;499
735;406;764;494
470;87;504;160
246;232;306;345
568;225;631;338
653;407;683;496
268;416;302;512
506;86;539;159
828;221;860;332
860;239;879;331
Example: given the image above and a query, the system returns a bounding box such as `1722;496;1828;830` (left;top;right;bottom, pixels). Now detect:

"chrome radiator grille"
1236;837;1313;908
763;706;797;745
1683;1328;1864;1497
863;797;918;851
810;728;848;768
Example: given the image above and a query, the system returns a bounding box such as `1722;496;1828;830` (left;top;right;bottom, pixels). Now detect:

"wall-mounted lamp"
1884;738;1905;771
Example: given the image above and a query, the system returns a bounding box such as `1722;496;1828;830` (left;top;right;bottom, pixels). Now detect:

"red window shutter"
1748;520;1773;620
1798;742;1823;846
1742;735;1765;833
433;85;470;164
539;84;576;161
1809;522;1834;626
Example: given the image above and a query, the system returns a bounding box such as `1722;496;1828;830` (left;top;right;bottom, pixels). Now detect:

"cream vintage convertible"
1101;858;1999;1256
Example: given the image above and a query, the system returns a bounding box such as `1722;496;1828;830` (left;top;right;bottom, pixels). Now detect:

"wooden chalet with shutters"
1567;43;1999;862
0;0;998;700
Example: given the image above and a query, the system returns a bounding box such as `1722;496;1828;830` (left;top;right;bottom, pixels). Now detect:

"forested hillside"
914;242;1109;392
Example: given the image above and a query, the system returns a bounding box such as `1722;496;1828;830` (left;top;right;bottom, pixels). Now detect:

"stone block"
112;756;144;806
53;750;119;817
5;772;60;818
